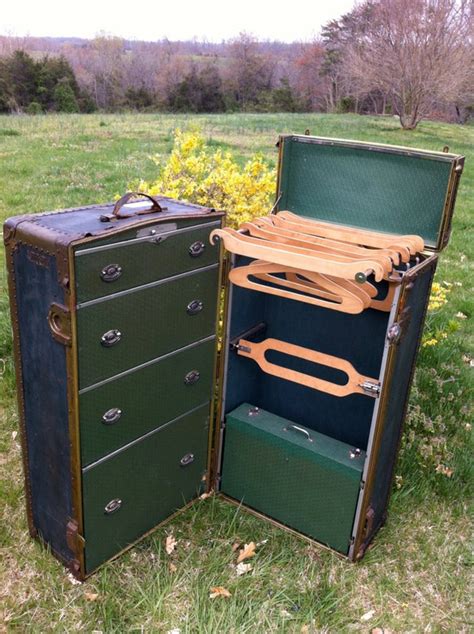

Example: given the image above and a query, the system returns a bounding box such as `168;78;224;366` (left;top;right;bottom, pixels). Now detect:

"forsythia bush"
134;129;276;227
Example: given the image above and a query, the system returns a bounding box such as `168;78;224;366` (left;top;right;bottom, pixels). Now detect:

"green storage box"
221;403;365;554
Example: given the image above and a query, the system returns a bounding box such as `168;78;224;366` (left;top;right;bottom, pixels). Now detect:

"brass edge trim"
211;253;234;490
4;239;36;538
220;494;347;560
437;156;465;251
287;134;464;161
352;255;438;559
66;242;85;578
274;135;285;213
208;215;230;490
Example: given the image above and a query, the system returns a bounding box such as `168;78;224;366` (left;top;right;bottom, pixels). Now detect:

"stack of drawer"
74;217;221;572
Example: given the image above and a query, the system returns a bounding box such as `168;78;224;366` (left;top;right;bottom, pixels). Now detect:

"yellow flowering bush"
133;129;276;228
427;281;450;311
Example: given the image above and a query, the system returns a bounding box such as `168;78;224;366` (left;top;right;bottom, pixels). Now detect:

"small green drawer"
221;404;365;554
77;266;219;390
79;337;216;466
82;403;209;574
75;219;221;302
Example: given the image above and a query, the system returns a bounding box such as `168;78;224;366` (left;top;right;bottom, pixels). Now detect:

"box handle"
283;424;313;443
100;192;167;221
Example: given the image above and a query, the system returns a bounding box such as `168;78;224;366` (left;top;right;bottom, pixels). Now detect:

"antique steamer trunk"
4;136;464;579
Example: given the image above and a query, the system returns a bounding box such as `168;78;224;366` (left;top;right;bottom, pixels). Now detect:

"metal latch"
359;381;381;397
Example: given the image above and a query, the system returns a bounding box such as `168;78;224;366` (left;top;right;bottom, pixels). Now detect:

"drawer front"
75;220;220;302
80;337;216;466
77;266;219;390
82;404;209;574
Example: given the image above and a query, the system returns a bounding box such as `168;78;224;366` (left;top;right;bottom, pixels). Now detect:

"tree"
53;79;79;112
226;33;276;110
345;0;472;129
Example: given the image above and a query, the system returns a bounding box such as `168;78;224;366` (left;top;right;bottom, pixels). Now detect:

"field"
0;113;472;632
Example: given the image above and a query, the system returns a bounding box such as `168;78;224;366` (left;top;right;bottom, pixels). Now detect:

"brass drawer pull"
184;370;200;385
283;424;313;442
101;329;122;347
180;453;195;467
186;299;203;315
102;407;122;425
104;498;122;514
189;241;206;257
100;263;122;282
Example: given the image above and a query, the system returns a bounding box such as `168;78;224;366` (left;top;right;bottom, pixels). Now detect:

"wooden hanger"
240;221;395;273
237;337;380;398
285;271;374;306
210;227;386;282
275;211;424;257
229;261;368;314
254;217;405;265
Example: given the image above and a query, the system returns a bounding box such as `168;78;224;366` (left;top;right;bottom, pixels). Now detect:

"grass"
0;113;472;632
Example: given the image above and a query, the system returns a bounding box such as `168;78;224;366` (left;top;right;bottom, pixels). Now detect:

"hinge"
359;381;381;397
47;302;72;346
66;519;85;555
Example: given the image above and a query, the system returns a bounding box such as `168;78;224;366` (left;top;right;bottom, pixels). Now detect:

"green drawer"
75;219;221;302
77;266;219;390
82;403;209;574
221;404;365;554
79;337;216;466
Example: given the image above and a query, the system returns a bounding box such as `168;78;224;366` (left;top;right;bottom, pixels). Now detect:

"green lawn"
0;113;472;632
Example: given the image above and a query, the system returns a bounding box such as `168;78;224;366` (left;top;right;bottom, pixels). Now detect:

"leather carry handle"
100;192;167;221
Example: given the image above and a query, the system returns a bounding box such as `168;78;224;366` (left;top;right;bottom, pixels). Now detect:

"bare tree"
345;0;472;129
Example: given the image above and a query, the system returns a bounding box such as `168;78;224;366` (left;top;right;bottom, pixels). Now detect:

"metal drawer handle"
186;299;203;315
184;370;200;385
189;241;206;257
100;263;122;283
180;453;195;467
102;407;122;425
283;424;313;443
104;498;122;514
101;329;122;347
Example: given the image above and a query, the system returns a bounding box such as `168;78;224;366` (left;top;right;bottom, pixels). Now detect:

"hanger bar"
237;337;380;398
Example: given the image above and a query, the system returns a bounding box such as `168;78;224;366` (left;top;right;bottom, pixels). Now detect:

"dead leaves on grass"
236;541;256;563
209;586;232;599
165;534;177;555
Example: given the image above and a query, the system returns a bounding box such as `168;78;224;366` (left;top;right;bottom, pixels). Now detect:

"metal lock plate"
189;241;206;257
184;370;200;385
104;498;122;514
100;329;122;347
102;407;122;425
100;264;122;282
186;299;203;315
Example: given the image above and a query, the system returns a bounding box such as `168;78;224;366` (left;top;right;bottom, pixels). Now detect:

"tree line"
0;0;472;129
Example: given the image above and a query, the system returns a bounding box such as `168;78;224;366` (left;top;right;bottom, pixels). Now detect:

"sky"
1;0;356;43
